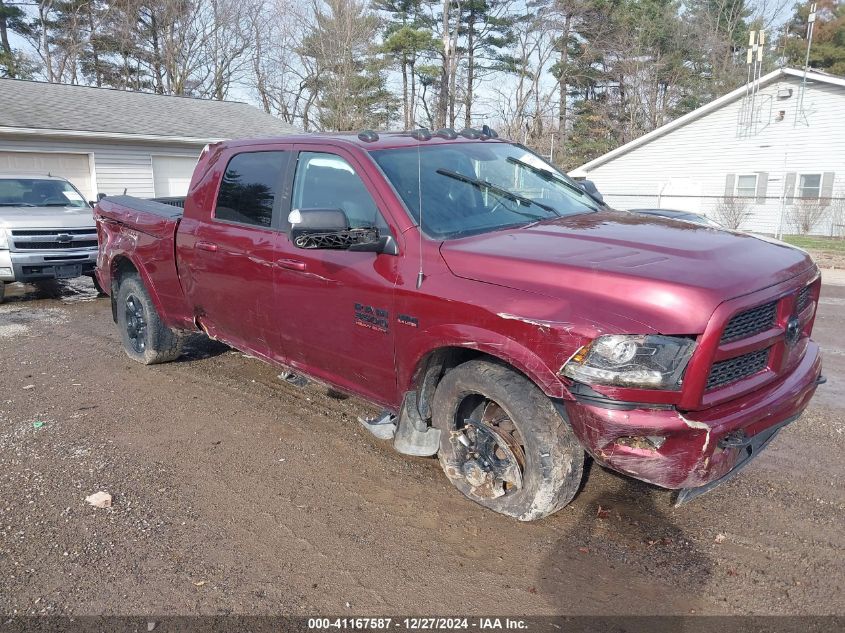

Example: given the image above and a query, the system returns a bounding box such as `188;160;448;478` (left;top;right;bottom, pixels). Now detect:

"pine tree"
782;0;845;76
376;0;437;128
458;0;516;128
301;0;398;131
0;0;35;77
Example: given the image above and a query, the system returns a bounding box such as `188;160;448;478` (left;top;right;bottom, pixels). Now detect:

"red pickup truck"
95;130;823;520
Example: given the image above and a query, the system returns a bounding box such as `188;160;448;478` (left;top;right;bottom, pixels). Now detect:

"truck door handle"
277;258;307;271
196;240;218;252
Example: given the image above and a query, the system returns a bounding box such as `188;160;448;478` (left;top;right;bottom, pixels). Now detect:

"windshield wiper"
505;156;594;202
435;168;559;217
0;202;35;207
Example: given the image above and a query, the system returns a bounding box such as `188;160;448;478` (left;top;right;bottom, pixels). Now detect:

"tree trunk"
148;11;165;94
448;42;457;128
439;0;450;129
39;3;54;82
409;59;417;127
464;10;475;129
87;4;101;86
402;56;409;128
0;0;16;77
556;13;572;166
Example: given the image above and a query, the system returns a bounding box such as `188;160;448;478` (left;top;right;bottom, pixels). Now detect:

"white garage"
152;155;199;197
0;79;297;201
0;150;93;200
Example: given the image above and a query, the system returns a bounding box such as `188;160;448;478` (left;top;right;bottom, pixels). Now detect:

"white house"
0;79;296;201
570;68;845;236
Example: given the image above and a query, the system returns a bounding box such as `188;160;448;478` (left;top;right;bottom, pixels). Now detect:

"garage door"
0;151;92;199
152;155;198;197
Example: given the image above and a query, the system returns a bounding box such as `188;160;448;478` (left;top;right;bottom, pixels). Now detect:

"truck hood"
439;211;815;335
0;205;96;230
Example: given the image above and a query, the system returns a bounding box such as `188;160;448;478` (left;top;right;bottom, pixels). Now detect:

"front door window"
292;152;387;230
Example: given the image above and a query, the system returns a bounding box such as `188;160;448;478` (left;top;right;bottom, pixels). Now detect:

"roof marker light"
410;128;432;141
357;130;380;142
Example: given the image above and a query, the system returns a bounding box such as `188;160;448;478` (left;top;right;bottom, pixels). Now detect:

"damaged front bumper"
561;342;822;498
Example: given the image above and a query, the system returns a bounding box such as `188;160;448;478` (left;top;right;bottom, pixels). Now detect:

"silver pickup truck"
0;175;98;302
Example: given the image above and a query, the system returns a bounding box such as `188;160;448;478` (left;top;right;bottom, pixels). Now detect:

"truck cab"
0;175;98;302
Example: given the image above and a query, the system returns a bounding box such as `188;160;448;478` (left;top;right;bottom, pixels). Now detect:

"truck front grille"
14;240;98;250
796;285;811;313
720;301;777;343
706;348;770;390
10;229;97;251
11;229;94;236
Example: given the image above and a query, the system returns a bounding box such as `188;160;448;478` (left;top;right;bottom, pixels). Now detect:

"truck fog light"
0;267;11;276
615;435;666;450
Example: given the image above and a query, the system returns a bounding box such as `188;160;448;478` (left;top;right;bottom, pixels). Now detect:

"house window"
797;174;822;199
735;174;757;198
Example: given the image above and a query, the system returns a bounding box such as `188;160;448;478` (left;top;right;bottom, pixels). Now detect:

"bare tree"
713;195;751;230
788;198;829;235
491;9;556;149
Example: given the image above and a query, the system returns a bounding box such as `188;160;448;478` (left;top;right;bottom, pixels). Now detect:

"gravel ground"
0;278;843;617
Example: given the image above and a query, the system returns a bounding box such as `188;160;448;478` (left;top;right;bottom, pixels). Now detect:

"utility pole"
795;3;817;126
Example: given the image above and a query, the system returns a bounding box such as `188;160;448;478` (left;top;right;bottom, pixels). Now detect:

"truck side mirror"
578;180;604;204
288;208;396;254
289;207;348;231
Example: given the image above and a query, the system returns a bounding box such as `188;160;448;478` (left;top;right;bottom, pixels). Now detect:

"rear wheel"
431;359;584;521
115;273;182;364
0;282;5;304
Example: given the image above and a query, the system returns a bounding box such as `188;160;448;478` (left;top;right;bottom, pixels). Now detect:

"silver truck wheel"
431;359;584;521
115;274;182;365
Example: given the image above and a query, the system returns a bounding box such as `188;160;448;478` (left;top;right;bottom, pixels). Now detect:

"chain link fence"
600;193;845;238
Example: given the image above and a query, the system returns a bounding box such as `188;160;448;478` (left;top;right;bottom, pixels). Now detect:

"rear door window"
215;151;288;227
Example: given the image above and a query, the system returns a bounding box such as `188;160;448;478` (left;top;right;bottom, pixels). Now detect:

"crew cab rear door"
273;144;400;406
178;146;292;352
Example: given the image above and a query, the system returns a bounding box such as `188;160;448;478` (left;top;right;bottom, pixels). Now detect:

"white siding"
0;135;203;200
579;76;845;235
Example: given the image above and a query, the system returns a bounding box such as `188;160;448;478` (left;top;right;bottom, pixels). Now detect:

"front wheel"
115;273;183;364
431;360;584;521
91;273;105;296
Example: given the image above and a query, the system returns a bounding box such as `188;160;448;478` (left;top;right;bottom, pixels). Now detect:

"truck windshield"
370;142;597;239
0;178;88;208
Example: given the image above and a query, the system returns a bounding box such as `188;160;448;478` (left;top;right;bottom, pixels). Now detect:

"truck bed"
95;195;194;330
96;195;183;240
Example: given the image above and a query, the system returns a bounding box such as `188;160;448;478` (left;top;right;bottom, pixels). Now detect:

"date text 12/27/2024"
307;618;528;630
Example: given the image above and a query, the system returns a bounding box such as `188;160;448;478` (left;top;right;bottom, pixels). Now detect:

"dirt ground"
1;278;843;618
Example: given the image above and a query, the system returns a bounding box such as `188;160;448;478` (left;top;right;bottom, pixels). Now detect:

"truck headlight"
0;229;8;250
561;334;696;390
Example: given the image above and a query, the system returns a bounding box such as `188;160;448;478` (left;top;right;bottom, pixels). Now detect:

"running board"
358;411;397;440
278;371;309;388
